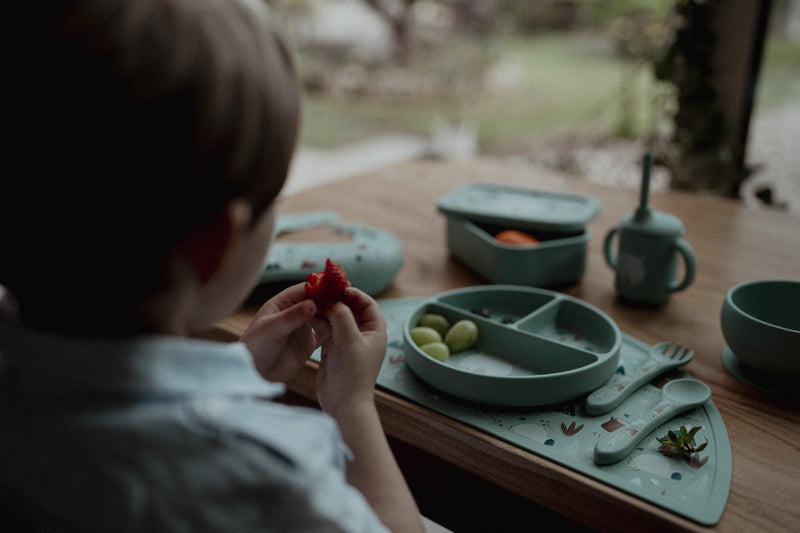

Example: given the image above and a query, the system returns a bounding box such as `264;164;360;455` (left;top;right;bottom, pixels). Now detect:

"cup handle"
669;239;697;292
603;228;619;269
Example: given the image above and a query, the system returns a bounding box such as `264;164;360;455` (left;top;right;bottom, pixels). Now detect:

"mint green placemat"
338;298;732;526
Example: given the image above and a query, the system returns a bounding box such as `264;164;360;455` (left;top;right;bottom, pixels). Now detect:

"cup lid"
620;208;685;236
437;183;599;233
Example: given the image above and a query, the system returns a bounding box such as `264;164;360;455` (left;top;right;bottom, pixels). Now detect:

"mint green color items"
402;286;621;406
437;183;599;287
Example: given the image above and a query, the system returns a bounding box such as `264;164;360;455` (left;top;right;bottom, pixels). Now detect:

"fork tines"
663;343;693;360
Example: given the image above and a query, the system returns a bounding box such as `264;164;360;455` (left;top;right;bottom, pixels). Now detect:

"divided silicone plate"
403;286;621;406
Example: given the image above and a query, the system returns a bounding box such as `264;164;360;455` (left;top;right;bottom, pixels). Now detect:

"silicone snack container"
437;183;600;287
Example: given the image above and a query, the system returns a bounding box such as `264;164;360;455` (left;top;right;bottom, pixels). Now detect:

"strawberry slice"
305;258;351;304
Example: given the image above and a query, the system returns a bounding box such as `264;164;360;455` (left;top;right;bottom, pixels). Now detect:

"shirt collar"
0;319;284;399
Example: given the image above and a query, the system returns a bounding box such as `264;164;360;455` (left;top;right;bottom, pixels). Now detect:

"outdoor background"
266;0;800;211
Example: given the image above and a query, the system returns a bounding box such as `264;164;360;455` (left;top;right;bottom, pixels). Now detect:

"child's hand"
312;290;424;532
240;283;318;384
313;288;387;418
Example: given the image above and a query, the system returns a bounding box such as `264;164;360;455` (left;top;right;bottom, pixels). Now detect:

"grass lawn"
470;33;669;150
298;31;799;153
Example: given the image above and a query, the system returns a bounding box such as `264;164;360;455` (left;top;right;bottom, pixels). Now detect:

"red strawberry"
305;258;351;304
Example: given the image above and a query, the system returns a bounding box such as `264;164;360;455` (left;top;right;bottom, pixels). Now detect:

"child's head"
3;0;300;332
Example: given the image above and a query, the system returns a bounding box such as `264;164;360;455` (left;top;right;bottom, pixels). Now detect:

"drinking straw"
637;150;653;219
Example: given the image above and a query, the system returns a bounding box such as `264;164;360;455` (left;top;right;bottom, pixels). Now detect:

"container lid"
437;182;600;233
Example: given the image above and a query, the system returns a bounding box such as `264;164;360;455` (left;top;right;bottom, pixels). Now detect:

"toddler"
1;0;424;531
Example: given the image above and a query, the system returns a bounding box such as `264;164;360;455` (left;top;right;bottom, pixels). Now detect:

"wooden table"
211;158;800;532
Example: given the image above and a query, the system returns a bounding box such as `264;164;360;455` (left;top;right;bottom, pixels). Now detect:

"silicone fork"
593;378;711;465
585;342;694;416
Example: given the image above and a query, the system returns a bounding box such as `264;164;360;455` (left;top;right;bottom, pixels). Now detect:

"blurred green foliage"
291;0;798;152
299;31;670;150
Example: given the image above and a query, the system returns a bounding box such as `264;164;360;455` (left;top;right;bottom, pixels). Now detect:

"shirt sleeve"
182;396;392;533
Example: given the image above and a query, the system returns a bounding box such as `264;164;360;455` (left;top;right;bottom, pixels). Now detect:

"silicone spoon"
584;342;694;416
593;378;711;465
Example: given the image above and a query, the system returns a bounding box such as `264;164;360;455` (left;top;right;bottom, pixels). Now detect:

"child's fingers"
273;299;317;335
249;298;316;339
341;288;386;333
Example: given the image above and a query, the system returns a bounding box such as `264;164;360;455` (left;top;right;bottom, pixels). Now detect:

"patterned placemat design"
358;298;731;525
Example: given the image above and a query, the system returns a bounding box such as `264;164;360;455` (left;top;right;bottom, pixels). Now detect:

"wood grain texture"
209;157;800;532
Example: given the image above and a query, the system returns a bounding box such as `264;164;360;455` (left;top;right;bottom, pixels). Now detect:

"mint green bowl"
403;285;621;406
720;279;800;378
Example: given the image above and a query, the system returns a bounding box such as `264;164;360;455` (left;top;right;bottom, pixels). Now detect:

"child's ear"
177;200;252;285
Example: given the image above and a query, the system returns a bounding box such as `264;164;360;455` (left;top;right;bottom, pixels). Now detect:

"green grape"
420;342;449;362
444;320;478;352
418;313;450;337
409;326;442;347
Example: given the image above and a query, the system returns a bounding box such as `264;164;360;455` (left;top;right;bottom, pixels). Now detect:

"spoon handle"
584;361;663;416
593;398;683;465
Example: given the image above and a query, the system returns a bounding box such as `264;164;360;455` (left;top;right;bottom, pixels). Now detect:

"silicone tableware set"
268;163;724;472
402;285;704;465
412;169;712;466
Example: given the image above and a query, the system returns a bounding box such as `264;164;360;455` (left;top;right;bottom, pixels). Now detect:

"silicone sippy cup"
604;152;696;305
